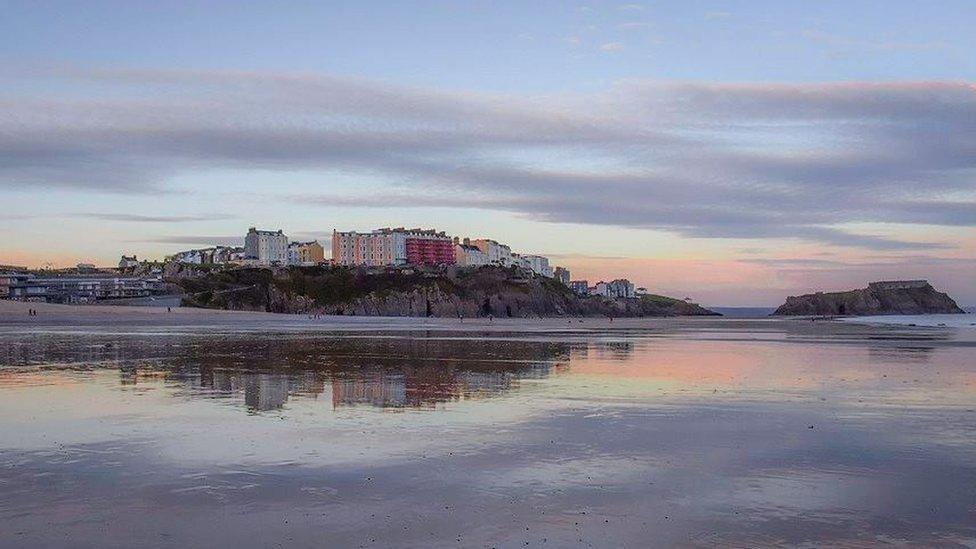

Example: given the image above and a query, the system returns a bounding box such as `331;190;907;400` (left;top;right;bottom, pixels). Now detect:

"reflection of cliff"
114;335;573;412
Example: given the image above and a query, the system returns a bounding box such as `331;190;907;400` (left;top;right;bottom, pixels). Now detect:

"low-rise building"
594;279;636;298
7;274;166;303
554;267;571;285
0;272;32;299
119;255;139;269
245;227;289;265
170;246;243;265
287;241;325;266
569;280;589;295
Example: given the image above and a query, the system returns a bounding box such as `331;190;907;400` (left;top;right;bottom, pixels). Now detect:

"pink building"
332;228;455;266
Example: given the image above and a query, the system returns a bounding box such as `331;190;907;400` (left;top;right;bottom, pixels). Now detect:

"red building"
406;237;456;265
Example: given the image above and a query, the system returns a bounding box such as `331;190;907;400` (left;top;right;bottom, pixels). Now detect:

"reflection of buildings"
204;370;327;412
329;365;553;409
332;376;407;408
570;341;636;361
244;375;290;411
107;336;574;413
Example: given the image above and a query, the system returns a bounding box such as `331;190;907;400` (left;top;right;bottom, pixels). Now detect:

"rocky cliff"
178;265;720;318
772;280;965;316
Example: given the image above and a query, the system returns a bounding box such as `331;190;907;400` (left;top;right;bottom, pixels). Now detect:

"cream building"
469;238;513;266
244;228;289;265
454;242;489;266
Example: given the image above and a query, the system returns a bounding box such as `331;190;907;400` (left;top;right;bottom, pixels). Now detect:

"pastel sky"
2;0;974;306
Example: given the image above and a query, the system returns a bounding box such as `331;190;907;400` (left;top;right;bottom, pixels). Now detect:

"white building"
593;279;636;298
511;253;531;271
170;246;242;265
469;238;513;266
523;255;553;278
244;227;289;266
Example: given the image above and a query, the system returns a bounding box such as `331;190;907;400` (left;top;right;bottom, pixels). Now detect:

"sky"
1;0;974;306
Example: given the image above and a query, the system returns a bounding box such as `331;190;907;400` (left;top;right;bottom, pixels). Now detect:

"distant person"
167;307;171;313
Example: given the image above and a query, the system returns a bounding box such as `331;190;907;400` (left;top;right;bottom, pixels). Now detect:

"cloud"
599;41;625;52
1;64;975;251
134;236;243;246
800;30;949;54
75;213;233;222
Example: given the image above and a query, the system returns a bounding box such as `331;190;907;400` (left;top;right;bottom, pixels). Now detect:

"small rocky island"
773;280;965;316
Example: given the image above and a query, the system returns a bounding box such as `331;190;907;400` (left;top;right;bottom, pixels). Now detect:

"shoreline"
3;299;974;340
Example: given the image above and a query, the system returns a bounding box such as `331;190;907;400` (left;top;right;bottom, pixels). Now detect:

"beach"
2;303;975;547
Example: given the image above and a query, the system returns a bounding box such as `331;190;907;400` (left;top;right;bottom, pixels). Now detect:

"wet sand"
1;305;975;547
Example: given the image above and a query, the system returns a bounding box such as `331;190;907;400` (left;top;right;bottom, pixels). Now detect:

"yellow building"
288;241;325;266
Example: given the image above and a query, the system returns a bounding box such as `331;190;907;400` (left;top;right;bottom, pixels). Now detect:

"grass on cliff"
640;294;684;306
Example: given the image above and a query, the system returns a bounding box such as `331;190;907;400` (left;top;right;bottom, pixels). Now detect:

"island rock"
772;280;965;316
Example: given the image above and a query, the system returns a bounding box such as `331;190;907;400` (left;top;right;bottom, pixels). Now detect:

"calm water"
1;318;975;548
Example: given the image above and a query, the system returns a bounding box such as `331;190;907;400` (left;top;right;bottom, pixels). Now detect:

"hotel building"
332;228;456;266
244;227;289;265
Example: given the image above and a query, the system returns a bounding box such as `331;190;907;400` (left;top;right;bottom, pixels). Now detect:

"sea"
1;314;974;547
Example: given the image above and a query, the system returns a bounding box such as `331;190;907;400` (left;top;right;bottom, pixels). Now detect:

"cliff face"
772;280;965;316
178;265;720;318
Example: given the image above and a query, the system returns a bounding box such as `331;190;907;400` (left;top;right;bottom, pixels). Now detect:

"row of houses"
161;226;571;282
569;278;640;298
330;228;570;281
158;229;325;268
147;226;646;296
